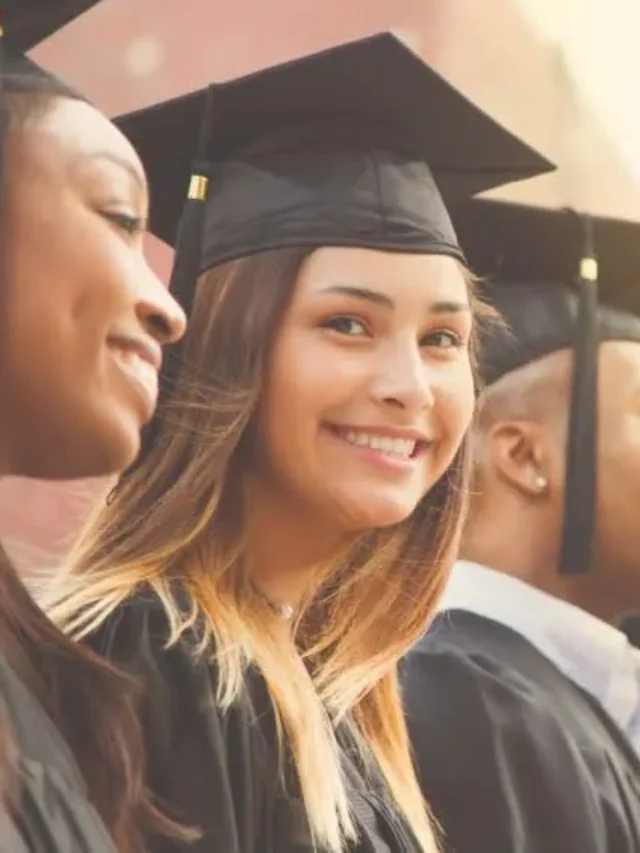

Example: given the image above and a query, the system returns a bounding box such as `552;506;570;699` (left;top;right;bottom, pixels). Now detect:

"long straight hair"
47;247;483;852
0;68;181;853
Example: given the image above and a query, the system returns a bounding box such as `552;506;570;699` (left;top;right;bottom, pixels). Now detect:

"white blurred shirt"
438;560;640;754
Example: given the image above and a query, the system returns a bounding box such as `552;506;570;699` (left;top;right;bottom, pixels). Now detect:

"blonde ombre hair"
44;248;479;853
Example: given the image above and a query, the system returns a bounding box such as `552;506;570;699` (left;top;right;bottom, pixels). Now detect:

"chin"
51;419;141;480
92;424;142;477
330;492;421;532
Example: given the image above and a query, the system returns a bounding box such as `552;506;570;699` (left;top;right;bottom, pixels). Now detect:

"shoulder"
87;587;172;655
404;609;618;743
0;658;115;853
402;612;613;852
86;588;194;672
402;610;596;791
85;591;276;850
403;611;553;722
0;654;87;790
83;588;225;740
83;586;261;743
16;759;116;853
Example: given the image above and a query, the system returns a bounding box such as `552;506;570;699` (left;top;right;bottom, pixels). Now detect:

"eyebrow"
80;151;146;190
317;284;470;314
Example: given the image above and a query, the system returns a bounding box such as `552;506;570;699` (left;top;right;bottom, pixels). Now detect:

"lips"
337;428;416;460
328;425;431;461
107;339;160;418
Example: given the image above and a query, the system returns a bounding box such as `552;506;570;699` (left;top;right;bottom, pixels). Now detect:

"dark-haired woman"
0;52;186;853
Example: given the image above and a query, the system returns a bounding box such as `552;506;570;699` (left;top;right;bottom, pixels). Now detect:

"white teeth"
112;349;158;402
341;429;416;460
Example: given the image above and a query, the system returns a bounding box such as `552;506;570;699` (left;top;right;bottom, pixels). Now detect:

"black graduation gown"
87;593;421;853
401;610;640;853
0;653;115;853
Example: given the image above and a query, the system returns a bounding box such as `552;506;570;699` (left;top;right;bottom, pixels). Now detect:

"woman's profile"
47;34;553;853
0;4;186;852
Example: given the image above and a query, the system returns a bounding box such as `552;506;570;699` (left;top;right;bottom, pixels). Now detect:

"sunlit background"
3;0;640;574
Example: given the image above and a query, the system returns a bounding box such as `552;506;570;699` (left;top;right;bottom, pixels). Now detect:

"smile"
108;346;159;416
328;426;428;462
341;429;415;459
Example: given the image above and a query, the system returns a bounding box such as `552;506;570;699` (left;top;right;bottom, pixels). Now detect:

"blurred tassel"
559;213;598;575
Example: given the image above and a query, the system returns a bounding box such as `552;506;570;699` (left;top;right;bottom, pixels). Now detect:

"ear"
487;419;551;500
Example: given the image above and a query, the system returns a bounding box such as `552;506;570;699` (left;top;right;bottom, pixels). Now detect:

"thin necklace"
255;588;295;621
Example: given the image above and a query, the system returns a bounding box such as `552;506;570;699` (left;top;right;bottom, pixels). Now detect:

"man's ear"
488;419;550;499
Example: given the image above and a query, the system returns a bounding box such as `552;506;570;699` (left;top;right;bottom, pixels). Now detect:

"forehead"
297;246;468;295
21;96;145;180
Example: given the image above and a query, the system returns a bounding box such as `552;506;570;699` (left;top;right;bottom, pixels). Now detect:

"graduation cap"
112;33;554;467
116;32;554;312
2;0;101;53
0;0;102;96
454;198;640;576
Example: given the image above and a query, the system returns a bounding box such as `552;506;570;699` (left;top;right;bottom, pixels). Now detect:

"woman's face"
257;246;475;531
0;96;186;479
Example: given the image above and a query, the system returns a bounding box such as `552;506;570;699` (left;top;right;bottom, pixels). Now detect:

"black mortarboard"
3;0;101;53
113;33;554;468
455;198;640;575
116;32;554;313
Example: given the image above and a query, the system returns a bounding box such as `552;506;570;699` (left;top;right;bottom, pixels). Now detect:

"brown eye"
103;211;144;236
422;330;462;349
321;316;369;336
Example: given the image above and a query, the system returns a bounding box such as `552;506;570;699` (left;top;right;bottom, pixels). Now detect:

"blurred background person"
403;198;640;853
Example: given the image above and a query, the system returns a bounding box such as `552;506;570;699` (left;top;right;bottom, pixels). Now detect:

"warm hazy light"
6;0;640;575
516;0;640;184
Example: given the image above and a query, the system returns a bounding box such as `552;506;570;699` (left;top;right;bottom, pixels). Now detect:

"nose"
370;342;435;413
135;266;187;346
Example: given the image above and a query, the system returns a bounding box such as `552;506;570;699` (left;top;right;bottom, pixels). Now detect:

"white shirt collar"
439;560;640;747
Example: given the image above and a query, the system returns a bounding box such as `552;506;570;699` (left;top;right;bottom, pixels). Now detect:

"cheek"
0;234;64;392
0;205;141;439
256;333;363;485
434;360;476;444
264;331;367;426
4;204;132;365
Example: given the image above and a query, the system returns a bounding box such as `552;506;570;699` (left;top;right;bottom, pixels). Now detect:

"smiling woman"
255;248;475;538
45;33;553;853
49;244;479;853
0;6;187;853
0;94;185;479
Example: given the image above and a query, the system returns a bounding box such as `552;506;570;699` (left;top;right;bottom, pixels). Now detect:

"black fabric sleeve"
86;598;270;853
0;655;116;853
402;644;608;853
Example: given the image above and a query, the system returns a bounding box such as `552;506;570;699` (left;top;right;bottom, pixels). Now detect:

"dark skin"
0;96;186;481
463;339;640;624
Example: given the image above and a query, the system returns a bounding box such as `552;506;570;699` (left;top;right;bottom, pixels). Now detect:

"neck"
242;475;346;609
461;505;552;591
462;511;626;626
549;571;630;625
